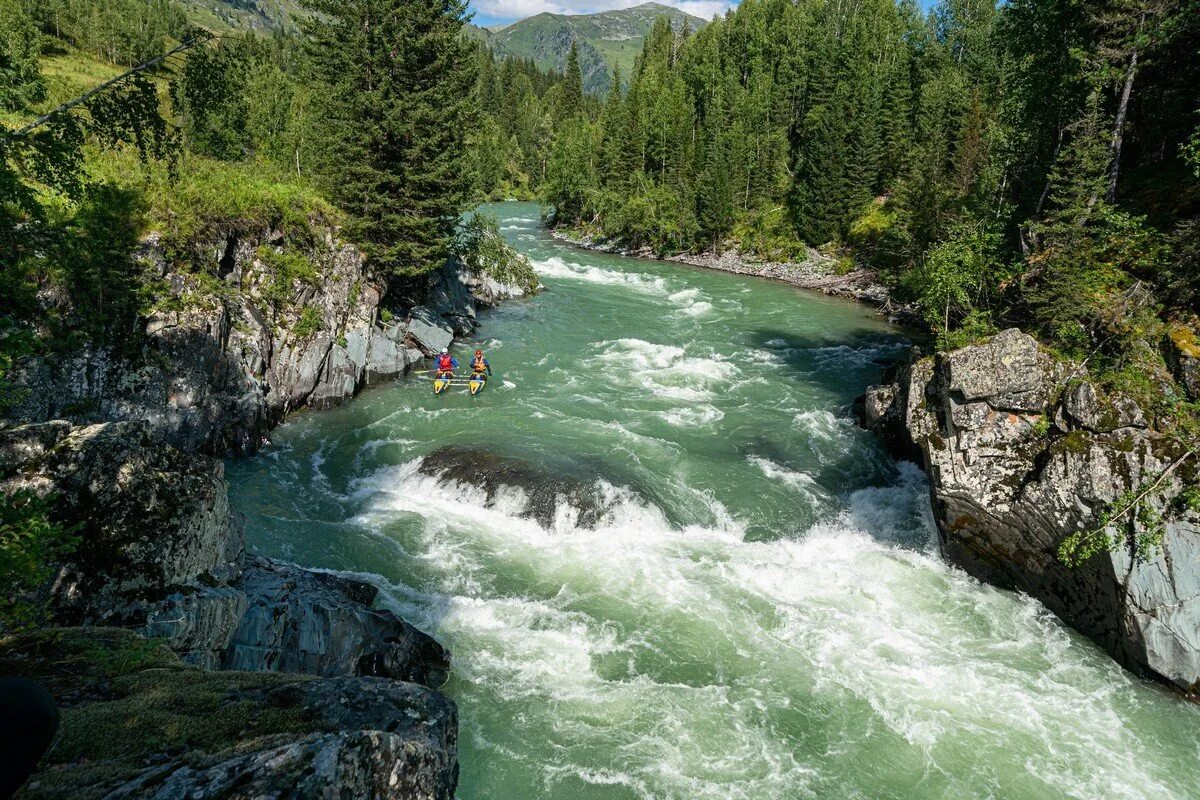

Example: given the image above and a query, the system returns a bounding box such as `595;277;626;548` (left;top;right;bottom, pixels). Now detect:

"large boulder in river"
418;445;618;530
863;329;1200;691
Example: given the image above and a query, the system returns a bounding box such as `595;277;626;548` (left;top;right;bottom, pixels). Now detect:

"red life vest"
437;354;454;370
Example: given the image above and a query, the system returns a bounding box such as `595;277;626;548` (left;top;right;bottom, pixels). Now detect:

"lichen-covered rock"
0;421;242;620
1166;324;1200;400
226;556;450;687
862;329;1200;691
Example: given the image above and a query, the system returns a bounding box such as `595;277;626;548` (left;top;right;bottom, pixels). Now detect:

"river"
226;202;1200;800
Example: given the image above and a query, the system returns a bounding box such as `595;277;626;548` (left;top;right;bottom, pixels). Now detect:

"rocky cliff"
0;418;458;797
5;222;503;456
863;329;1200;691
0;215;529;797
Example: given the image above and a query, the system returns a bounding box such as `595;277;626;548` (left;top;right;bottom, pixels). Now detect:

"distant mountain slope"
491;2;709;93
178;0;306;32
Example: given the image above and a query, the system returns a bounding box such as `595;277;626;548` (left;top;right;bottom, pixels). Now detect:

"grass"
86;148;337;260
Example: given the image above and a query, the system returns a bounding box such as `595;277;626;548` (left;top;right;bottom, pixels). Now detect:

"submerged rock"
863;329;1200;691
418;445;613;529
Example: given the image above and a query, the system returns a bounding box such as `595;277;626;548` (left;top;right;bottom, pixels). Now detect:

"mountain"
177;0;307;33
490;2;710;94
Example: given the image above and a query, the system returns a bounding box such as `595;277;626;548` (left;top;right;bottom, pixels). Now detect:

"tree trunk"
1106;46;1138;203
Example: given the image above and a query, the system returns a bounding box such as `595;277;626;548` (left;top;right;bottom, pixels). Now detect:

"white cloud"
472;0;736;23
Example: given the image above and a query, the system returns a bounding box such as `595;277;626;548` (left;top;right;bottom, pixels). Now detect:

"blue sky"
467;0;740;28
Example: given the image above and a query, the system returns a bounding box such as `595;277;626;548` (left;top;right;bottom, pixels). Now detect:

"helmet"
475;349;483;356
440;348;449;354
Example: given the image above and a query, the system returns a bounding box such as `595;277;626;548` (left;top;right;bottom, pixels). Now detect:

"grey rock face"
0;421;451;689
0;421;242;619
406;306;455;356
4;225;482;455
863;329;1200;690
226;557;450;687
101;675;457;800
427;256;479;336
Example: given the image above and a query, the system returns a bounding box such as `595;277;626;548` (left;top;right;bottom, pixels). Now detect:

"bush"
454;212;539;293
0;490;79;634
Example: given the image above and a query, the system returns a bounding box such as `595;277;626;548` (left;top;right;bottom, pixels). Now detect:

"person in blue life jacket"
470;349;492;378
433;349;458;379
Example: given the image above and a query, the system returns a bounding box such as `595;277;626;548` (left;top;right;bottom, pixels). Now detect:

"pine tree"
302;0;477;279
561;41;584;120
0;0;46;111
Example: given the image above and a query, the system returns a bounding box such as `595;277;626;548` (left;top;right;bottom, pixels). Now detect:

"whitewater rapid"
228;202;1200;800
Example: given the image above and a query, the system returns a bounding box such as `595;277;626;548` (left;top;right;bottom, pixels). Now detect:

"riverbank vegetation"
515;0;1199;436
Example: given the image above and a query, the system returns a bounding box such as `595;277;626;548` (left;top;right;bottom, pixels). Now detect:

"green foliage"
0;0;47;111
1059;451;1197;568
26;0;188;67
302;0;477;279
0;490;80;633
454;211;539;293
901;222;1001;346
257;244;319;310
292;306;320;338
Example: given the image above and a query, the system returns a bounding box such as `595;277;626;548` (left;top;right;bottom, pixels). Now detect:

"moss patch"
1;628;319;800
1170;325;1200;359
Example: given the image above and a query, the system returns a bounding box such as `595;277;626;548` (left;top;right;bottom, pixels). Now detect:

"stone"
0;421;242;620
405;306;455;356
427;256;478;336
860;328;1200;692
225;557;451;687
3;225;383;456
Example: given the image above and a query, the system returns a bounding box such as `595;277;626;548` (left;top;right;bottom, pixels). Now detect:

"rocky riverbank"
1;217;529;798
861;329;1200;692
550;227;918;324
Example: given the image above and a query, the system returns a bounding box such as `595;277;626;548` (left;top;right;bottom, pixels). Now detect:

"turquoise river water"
227;202;1200;800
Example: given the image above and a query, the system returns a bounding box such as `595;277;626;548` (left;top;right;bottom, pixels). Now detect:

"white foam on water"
502;380;516;389
532;256;669;295
593;339;737;402
660;404;725;428
348;455;1200;800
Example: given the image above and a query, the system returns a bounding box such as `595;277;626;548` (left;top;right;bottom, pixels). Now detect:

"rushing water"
227;202;1200;800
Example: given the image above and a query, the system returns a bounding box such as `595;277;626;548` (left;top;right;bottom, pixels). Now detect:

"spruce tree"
561;41;584;120
302;0;477;279
0;0;46;111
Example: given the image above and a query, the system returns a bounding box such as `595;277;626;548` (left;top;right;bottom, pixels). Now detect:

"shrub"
0;490;80;633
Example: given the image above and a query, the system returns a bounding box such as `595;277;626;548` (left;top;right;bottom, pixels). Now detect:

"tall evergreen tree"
302;0;477;279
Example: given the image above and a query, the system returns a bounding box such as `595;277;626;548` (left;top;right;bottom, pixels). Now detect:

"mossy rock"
2;628;317;800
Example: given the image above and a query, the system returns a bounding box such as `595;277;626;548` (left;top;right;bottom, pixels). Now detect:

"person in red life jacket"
470;349;492;377
433;348;458;379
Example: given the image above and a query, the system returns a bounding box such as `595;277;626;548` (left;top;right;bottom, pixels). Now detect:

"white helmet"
441;348;449;354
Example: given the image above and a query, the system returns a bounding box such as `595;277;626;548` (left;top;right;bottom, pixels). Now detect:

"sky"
467;0;740;28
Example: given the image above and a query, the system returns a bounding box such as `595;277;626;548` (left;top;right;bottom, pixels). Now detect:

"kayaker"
433;349;458;378
470;349;492;377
